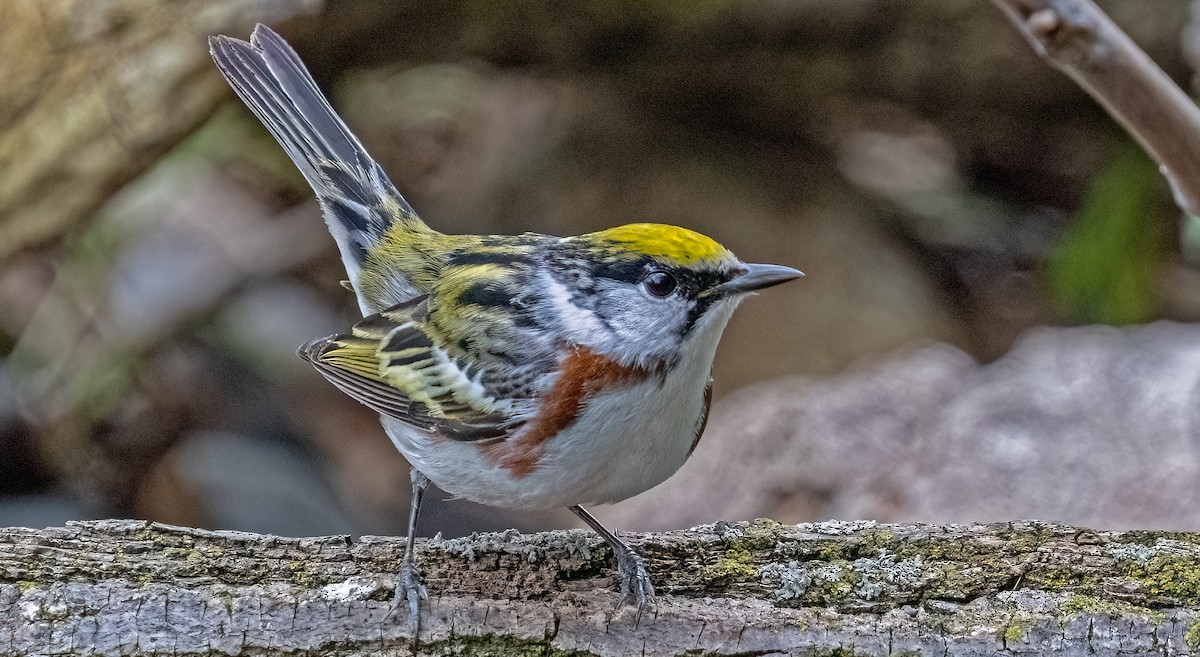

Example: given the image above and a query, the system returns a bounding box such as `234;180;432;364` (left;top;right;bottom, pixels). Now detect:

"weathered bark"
0;0;319;262
2;519;1199;655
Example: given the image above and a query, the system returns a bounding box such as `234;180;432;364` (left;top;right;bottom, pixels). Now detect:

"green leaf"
1048;143;1166;326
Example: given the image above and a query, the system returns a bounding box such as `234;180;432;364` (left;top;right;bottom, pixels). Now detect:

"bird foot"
613;545;655;623
392;559;428;627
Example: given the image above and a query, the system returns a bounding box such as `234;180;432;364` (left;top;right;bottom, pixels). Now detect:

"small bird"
210;25;802;625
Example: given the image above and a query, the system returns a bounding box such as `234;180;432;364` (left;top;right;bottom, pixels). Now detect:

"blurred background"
3;0;1200;538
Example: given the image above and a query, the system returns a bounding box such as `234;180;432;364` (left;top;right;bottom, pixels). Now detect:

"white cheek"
599;292;689;365
609;297;683;343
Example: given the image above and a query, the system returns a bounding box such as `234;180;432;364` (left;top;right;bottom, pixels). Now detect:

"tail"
209;24;430;293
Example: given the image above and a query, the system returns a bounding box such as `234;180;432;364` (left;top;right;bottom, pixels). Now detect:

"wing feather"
209;24;430;313
299;297;516;442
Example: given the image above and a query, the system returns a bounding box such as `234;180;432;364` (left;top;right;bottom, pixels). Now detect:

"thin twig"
991;0;1200;217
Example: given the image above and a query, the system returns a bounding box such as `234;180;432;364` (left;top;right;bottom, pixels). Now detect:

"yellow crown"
589;223;733;267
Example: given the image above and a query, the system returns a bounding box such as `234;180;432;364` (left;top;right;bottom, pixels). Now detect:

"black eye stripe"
555;246;734;298
591;258;651;284
590;261;732;298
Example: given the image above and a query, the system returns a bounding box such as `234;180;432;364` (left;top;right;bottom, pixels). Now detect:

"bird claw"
392;559;428;627
613;546;655;623
567;505;656;624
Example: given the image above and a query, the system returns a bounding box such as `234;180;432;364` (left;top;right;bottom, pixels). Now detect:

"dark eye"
642;271;677;298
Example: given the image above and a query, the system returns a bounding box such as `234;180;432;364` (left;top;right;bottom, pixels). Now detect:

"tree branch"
990;0;1200;217
0;0;319;264
2;520;1199;655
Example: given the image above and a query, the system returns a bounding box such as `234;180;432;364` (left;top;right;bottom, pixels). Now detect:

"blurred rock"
897;322;1200;528
150;430;354;536
0;493;93;530
600;322;1200;532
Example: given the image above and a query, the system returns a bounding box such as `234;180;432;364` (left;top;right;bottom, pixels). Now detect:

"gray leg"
569;504;655;621
394;469;430;626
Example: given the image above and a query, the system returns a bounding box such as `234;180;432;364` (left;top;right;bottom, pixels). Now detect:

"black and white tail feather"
208;24;426;312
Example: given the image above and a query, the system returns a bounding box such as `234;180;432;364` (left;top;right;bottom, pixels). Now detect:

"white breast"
381;300;738;510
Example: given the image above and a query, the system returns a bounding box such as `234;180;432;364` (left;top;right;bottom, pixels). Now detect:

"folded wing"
300;297;517;442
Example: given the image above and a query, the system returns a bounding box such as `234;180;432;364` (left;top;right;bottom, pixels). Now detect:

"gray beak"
710;263;804;297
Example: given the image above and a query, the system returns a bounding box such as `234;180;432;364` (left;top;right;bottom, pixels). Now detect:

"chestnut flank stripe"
483;347;652;478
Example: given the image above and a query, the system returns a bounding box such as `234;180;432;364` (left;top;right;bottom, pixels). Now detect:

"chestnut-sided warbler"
210;25;801;625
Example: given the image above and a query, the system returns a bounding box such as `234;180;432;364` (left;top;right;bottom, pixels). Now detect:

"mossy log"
2;519;1200;655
